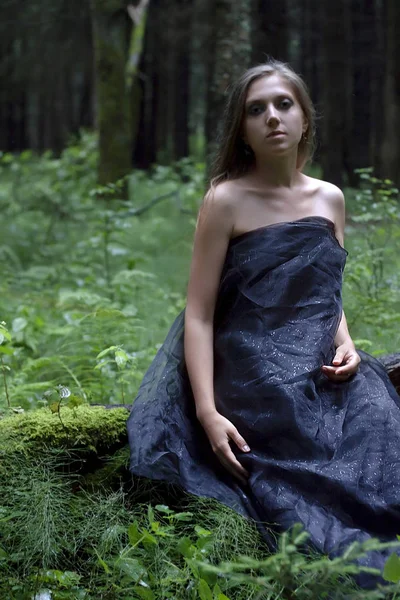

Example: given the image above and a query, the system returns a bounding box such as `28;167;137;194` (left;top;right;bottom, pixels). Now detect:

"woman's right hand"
198;411;251;485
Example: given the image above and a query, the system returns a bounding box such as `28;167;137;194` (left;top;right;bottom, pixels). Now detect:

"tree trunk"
369;0;386;178
251;0;289;64
133;0;159;169
345;0;376;186
300;0;322;164
381;0;400;186
205;0;252;175
90;0;133;193
188;0;214;163
172;0;191;161
158;2;175;163
320;0;351;187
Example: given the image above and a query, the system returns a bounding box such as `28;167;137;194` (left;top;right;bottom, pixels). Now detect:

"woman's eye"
248;104;263;116
279;99;293;109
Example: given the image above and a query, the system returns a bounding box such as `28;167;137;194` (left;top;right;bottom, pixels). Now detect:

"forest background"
0;0;400;599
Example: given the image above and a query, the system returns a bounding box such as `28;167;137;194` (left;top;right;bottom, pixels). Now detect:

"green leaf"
67;395;85;409
0;345;14;355
116;557;147;581
0;326;11;343
115;349;128;368
94;358;114;370
128;521;142;546
96;345;118;359
197;579;213;600
94;549;111;574
213;584;222;595
195;525;212;537
132;587;155;600
155;504;172;514
49;402;60;414
172;511;194;521
177;536;195;559
142;531;158;548
12;317;27;333
383;552;400;583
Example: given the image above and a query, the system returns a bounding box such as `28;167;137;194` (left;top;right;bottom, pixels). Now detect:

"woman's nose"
265;107;280;125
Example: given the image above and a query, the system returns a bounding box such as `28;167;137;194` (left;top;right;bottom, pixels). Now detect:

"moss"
0;405;128;456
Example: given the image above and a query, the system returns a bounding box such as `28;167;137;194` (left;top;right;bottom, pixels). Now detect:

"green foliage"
0;139;399;598
1;407;397;598
342;169;400;355
383;550;400;584
0;133;198;409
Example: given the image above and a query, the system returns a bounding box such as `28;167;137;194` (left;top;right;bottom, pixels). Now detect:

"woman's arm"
184;184;251;484
322;310;360;379
334;310;355;349
321;184;360;380
184;185;233;420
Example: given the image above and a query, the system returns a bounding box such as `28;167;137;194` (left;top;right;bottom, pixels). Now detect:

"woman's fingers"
322;348;361;381
230;430;251;453
202;413;251;484
216;442;249;485
321;365;354;380
332;350;346;366
334;358;359;375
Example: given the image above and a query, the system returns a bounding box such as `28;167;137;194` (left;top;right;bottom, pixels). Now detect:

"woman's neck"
251;154;301;189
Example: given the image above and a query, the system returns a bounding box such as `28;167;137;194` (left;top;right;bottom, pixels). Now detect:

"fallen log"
377;352;400;394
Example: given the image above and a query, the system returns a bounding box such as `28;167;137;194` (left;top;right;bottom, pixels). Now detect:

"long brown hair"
208;59;317;188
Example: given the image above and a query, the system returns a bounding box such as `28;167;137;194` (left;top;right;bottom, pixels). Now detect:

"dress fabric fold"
127;216;400;585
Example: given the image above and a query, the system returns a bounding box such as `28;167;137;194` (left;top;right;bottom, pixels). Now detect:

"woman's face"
242;74;308;160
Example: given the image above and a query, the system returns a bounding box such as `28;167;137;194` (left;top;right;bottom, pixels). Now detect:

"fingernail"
243;445;250;452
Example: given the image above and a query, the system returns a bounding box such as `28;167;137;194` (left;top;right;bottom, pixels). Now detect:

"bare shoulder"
318;180;345;207
303;175;345;221
198;179;240;237
303;174;344;203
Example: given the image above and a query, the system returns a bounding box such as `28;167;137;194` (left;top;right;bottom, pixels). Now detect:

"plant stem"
1;356;10;407
103;211;114;301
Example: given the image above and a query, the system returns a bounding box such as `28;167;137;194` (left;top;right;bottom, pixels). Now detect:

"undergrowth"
0;134;399;598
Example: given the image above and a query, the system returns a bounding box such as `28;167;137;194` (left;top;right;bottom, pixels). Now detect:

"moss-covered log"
378;352;400;394
0;405;129;457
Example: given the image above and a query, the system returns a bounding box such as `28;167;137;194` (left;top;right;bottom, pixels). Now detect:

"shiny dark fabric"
127;216;400;584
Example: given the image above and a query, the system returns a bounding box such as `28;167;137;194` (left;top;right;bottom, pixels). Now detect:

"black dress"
127;216;400;584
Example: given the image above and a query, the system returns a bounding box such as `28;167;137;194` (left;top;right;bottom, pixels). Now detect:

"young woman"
128;60;400;586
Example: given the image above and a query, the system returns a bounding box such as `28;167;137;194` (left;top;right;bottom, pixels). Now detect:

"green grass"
0;135;399;598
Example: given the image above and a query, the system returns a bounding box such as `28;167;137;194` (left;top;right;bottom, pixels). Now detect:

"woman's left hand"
321;343;361;381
